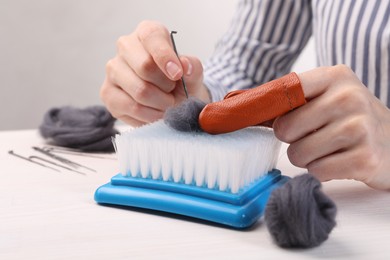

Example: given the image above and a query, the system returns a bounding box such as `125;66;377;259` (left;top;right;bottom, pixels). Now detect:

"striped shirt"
204;0;390;107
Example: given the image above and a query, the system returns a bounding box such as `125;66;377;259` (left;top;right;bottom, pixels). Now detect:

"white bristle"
114;120;281;194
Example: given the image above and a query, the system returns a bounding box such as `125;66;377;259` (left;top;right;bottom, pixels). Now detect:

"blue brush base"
94;169;289;228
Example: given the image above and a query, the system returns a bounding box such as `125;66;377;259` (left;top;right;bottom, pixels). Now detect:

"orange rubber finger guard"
199;72;306;134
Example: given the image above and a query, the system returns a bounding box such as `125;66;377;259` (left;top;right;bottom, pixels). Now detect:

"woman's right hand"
100;20;210;127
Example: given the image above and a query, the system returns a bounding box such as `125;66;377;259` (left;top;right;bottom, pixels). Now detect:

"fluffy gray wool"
265;174;337;248
164;97;206;132
39;106;117;152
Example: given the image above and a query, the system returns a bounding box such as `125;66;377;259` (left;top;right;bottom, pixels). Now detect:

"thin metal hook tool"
170;31;189;99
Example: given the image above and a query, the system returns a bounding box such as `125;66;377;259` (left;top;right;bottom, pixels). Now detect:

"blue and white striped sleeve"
203;0;313;102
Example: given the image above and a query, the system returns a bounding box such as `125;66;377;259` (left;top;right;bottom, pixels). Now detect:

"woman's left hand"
273;65;390;191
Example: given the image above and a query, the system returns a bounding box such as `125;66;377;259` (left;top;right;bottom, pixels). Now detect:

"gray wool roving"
164;97;206;132
265;174;337;248
39;106;118;152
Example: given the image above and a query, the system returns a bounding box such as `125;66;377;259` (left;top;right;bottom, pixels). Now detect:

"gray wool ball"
164;97;207;132
264;174;337;248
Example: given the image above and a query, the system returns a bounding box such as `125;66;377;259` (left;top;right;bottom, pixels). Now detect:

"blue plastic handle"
95;170;289;228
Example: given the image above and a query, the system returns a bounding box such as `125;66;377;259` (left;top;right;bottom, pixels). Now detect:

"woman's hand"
273;65;390;190
100;20;210;127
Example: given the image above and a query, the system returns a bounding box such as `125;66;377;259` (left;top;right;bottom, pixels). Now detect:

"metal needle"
42;145;115;160
32;146;96;172
30;156;86;175
8;150;60;172
170;31;189;99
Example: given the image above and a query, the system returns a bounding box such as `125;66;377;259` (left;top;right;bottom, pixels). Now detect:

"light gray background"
0;0;315;130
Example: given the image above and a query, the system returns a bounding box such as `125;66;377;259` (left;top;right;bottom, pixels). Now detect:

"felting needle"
42;145;116;160
30;156;86;175
170;31;189;99
8;150;60;172
32;146;96;172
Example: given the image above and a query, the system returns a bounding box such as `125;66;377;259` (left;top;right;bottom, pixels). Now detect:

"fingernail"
186;61;193;76
166;61;180;79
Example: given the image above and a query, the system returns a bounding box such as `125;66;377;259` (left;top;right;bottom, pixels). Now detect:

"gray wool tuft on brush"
163;98;337;248
164;97;206;132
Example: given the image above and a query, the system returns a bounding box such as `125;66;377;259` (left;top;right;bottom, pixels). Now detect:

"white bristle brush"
95;120;289;228
115;120;280;193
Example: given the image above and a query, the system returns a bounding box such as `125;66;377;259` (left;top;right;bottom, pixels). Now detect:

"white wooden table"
1;129;389;259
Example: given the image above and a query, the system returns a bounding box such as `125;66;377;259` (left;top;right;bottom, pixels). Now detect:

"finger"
136;21;183;81
273;99;328;143
117;115;145;127
298;64;356;100
170;56;199;100
274;74;367;144
167;56;205;103
101;79;164;123
117;34;176;92
179;55;212;103
273;89;337;143
307;146;375;183
287;118;360;168
106;57;175;110
180;56;203;87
